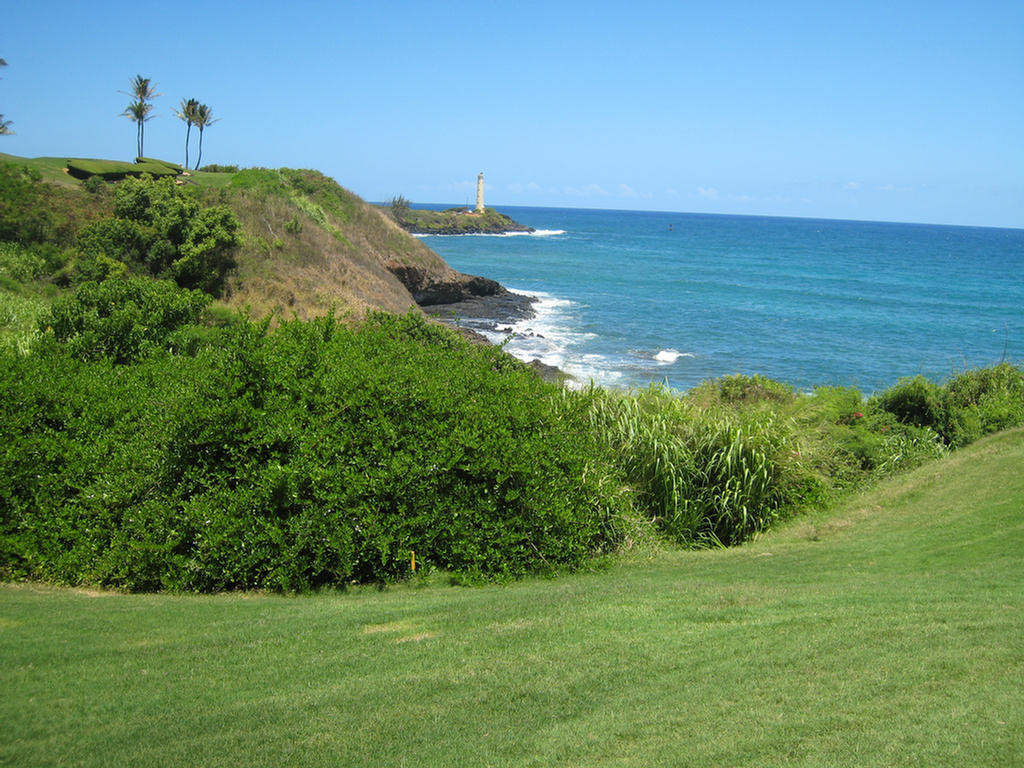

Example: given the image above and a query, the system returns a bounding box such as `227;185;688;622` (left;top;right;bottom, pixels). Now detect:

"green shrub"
76;218;148;265
874;375;945;430
871;366;1024;447
70;176;241;295
168;205;241;294
1;162;107;248
83;176;105;194
941;363;1024;445
1;312;629;591
809;386;865;423
198;164;239;173
0;242;65;284
830;409;945;473
40;277;210;363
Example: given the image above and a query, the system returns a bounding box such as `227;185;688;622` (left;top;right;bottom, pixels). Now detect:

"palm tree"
0;58;10;135
122;100;154;157
174;98;200;169
120;75;160;157
192;103;219;170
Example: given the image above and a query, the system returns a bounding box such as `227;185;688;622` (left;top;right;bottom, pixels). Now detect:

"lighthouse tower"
475;172;485;213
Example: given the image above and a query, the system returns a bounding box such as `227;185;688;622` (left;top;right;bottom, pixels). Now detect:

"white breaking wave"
417;229;566;238
484;288;622;388
654;349;696;364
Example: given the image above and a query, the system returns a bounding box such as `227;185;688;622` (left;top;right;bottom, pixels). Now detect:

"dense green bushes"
0;162;108;249
0;309;629;590
41;277;210;363
2;266;1022;591
868;366;1024;447
73;175;240;294
0;163;240;296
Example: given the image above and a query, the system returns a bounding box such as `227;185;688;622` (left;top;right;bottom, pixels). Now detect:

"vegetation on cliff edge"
387;198;534;235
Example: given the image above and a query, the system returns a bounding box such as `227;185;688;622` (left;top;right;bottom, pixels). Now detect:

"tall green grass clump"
0;291;47;355
588;384;805;546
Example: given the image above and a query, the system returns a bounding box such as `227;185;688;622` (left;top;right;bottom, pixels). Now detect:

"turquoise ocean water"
418;206;1024;393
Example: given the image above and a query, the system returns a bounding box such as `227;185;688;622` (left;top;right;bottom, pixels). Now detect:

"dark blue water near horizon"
417;205;1024;393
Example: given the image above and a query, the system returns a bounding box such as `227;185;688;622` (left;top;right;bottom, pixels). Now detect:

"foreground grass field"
2;430;1022;767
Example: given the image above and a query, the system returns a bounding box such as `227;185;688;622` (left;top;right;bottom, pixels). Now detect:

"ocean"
417;206;1024;393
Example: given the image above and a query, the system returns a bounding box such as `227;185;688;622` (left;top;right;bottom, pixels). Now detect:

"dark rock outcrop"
384;261;505;306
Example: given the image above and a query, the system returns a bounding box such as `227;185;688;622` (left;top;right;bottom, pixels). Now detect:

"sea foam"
419;229;566;238
654;349;695;364
493;289;622;387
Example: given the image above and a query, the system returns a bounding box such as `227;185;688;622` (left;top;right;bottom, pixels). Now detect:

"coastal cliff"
0;154;528;327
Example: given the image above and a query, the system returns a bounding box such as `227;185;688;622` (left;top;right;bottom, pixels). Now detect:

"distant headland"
385;172;535;235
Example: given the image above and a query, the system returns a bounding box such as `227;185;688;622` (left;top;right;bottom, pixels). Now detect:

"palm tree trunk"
195;128;203;170
184;124;191;169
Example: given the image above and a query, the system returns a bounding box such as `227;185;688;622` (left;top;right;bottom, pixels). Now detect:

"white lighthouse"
475;172;485;213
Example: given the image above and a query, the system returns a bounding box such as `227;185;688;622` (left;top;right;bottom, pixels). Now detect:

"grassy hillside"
2;428;1021;767
214;167;461;318
0;154;481;321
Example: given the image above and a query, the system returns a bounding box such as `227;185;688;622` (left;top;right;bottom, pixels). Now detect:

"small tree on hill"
390;195;411;223
174;98;200;169
121;75;160;157
192;103;218;170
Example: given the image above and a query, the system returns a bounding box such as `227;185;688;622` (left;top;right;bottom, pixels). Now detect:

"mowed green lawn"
3;430;1022;767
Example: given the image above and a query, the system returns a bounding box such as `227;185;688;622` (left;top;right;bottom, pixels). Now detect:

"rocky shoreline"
383;229;566;382
408;220;533;236
421;288;569;384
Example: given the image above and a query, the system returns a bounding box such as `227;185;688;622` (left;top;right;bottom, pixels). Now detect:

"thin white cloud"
563;183;610;197
844;181;862;190
697;186;719;200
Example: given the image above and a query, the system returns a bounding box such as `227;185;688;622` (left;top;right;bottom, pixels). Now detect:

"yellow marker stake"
411;551;416;572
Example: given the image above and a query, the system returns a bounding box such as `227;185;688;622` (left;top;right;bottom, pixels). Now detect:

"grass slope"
2;429;1022;767
0;154;463;321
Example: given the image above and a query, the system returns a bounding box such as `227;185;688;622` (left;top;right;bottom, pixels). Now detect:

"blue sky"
2;0;1022;227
